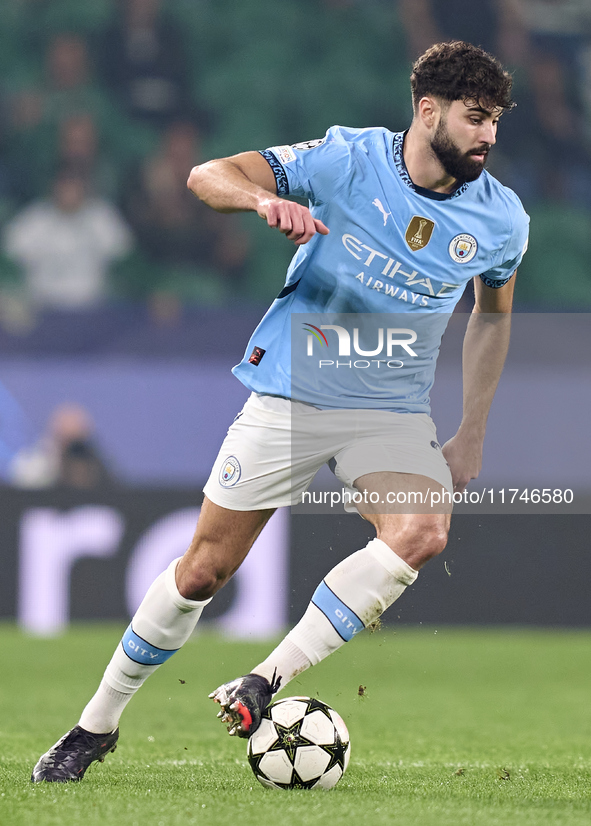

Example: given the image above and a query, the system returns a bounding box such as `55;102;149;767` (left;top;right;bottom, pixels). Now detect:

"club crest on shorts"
220;456;241;487
449;233;478;264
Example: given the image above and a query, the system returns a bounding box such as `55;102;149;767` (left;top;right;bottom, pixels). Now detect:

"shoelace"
269;668;282;695
52;729;103;765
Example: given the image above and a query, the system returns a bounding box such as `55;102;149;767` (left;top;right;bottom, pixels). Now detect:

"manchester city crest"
219;456;241;487
448;233;478;264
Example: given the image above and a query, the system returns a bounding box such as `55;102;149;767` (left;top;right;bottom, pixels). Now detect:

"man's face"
430;99;501;183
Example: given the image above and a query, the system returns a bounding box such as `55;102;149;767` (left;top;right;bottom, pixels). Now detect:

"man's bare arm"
442;274;515;491
187;151;329;246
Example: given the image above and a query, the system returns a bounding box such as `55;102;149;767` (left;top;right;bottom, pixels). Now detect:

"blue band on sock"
120;624;179;666
311;581;365;642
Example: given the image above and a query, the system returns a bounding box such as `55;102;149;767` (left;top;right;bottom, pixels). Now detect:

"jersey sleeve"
479;198;530;288
259;126;355;205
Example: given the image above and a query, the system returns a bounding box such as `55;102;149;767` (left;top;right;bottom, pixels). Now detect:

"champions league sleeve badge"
292;138;326;151
448;233;478;264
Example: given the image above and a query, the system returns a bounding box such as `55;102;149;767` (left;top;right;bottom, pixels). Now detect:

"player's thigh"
354;470;452;516
355;471;451;569
331;411;453;514
176;496;275;594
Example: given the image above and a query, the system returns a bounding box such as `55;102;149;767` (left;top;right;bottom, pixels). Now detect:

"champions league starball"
247;696;350;790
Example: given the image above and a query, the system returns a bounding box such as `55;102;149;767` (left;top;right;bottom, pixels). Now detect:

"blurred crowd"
0;0;589;316
0;0;251;319
9;402;112;489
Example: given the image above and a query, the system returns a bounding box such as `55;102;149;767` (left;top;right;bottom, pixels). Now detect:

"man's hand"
257;195;329;245
441;431;483;493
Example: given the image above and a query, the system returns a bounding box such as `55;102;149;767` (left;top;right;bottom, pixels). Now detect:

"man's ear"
417;96;441;130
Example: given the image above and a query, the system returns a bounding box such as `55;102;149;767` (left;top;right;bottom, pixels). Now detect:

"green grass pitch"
2;623;591;826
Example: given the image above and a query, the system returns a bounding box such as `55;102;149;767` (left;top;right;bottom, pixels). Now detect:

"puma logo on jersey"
372;198;391;226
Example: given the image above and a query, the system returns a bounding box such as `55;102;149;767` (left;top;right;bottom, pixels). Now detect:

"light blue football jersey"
232;126;529;412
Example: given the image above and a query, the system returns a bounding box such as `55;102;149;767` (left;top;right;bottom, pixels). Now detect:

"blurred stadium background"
0;0;589;636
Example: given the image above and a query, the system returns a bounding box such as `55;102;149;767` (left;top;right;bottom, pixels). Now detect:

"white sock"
252;538;417;690
79;557;211;733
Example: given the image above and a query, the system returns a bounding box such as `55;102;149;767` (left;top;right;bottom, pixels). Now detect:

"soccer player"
32;41;529;781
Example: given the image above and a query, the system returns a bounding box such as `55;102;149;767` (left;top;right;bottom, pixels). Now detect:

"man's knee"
377;516;449;569
175;500;270;601
416;521;449;562
176;552;234;601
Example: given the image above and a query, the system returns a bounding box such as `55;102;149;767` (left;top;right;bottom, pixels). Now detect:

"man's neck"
403;125;459;194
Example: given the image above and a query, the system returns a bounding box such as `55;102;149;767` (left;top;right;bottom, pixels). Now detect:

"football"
247;696;350;790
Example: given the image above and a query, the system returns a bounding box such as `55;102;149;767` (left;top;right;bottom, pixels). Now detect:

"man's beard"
431;119;490;184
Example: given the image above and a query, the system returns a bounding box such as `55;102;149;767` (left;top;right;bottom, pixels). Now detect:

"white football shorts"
203;393;452;511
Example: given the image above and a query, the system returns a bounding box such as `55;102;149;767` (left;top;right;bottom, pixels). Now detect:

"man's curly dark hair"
410;41;514;112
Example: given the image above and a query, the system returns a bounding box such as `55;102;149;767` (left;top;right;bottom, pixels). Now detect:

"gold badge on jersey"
405;216;435;252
